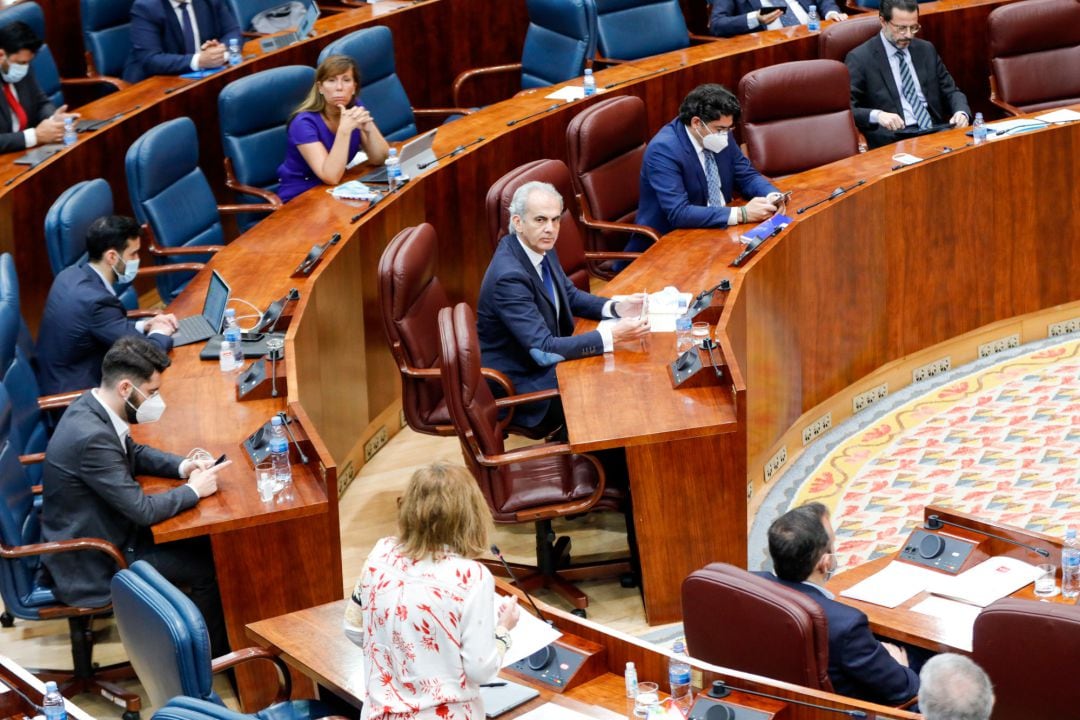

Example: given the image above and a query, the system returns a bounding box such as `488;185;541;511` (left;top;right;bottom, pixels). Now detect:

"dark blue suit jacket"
756;572;920;705
708;0;840;37
123;0;241;83
477;235;607;428
0;72;56;153
36;264;174;395
636;118;777;242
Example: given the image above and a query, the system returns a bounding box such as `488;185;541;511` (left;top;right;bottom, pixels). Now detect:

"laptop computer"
171;270;231;347
894;122;953;140
359;129;438;183
259;2;320;53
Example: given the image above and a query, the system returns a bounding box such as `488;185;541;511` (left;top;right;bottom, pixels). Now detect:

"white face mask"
1;61;29;84
113;255;139;284
126;384;166;424
699;124;730;154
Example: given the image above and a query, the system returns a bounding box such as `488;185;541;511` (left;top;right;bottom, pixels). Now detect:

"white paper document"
546;86;586;101
515;702;623;720
612;287;694;334
839;561;942;608
985;118;1048;137
500;609;562;668
1034;108;1080;124
910;596;981;652
928;556;1041;608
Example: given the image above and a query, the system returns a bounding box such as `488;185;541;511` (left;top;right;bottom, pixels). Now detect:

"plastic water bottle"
972;112;987;145
42;681;66;720
807;5;820;31
220;308;241;372
62;117;76;147
583;68;596;97
624;661;638;698
385;148;402;191
675;315;694;354
1062;527;1080;598
228;37;241;66
269;416;292;492
668;640;693;715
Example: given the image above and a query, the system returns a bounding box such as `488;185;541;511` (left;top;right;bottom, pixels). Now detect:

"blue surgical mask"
1;62;29;85
113;256;139;284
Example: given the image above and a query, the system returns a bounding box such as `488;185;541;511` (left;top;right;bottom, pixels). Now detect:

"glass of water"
255;461;275;502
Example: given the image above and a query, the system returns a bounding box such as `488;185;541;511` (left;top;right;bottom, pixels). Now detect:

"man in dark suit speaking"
123;0;241;83
40;336;232;654
758;503;920;706
477;182;649;434
0;21;77;154
845;0;970;148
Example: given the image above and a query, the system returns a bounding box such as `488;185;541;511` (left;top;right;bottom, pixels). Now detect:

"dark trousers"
137;535;230;657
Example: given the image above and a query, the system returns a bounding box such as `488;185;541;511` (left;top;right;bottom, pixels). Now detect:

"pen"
480;682;506;688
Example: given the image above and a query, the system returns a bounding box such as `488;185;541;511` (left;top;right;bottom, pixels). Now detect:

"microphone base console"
503;633;605;693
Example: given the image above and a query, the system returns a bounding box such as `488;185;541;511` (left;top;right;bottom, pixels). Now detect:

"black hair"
101;336;171;389
767;502;831;582
86;216;141;262
880;0;919;22
0;22;42;56
678;84;741;126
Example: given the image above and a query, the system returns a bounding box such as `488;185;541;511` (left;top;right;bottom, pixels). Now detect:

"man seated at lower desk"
123;0;241;83
0;21;78;154
708;0;847;38
759;503;920;705
40;336;232;655
477;181;649;436
634;84;784;253
845;0;970;149
37;215;178;396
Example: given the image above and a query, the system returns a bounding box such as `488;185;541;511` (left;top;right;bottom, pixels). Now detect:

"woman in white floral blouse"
344;463;520;719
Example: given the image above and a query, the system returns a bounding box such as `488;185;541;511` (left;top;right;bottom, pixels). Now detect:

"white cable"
226;297;264;332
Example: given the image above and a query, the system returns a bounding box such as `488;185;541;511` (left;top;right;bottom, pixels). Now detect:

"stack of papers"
927;556;1042;607
985;117;1048;138
910;596;982;652
1034;108;1080;124
500;609;562;668
839;561;942;608
613;287;693;333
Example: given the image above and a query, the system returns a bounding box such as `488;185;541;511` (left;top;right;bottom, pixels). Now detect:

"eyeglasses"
887;21;921;35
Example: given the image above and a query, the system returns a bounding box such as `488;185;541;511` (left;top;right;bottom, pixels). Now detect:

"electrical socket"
363;425;388;462
802;412;833;446
399;409;407;428
747;481;753;503
763;446;787;483
978;334;1020;358
853;383;888;413
1048;318;1080;337
912;357;951;383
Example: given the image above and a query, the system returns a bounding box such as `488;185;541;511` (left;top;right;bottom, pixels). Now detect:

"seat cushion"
493;453;600;514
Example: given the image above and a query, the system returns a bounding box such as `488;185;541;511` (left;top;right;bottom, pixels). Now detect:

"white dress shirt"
170;0;204;71
4;82;37;148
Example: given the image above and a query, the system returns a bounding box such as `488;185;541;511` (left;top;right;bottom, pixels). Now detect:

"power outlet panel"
802;412;832;446
912;357;951;383
978;334;1020;358
763;446;787;483
1048;318;1080;337
364;425;388;462
853;383;888;413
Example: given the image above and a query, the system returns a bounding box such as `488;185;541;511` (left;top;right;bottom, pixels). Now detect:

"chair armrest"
136;262;206;274
578;195;663;245
494;387;560;409
413;107;475;119
218;202;279;215
210;647;291;704
39;390;82;411
593;55;629;68
989;77;1022;117
476;440;573;468
222;157;284;207
480;366;515;396
148;244;222;258
125;309;157;319
61;75;127;93
688;33;722;43
452;63;523;107
400;366;441;380
0;536;127;568
584;250;643;262
19;453;45;465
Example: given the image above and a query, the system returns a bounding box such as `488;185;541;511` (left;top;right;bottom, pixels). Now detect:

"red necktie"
2;83;28;131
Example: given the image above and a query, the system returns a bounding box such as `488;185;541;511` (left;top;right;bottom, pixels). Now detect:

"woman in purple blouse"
277;55;389;203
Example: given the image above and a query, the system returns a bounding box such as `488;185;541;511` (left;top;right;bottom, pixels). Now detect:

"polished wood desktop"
246;590;920;719
0;654;95;720
826;506;1075;653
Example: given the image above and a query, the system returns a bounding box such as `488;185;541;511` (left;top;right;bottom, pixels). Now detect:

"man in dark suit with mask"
123;0;241;83
0;21;77;154
708;0;847;38
845;0;970;148
40;336;233;654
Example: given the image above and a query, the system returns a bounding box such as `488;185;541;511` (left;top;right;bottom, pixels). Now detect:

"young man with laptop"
37;216;178;395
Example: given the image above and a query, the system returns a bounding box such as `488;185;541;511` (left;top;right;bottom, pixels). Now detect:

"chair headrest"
126;117;201;199
817;14;878;62
988;0;1080;57
81;0;134;31
0;1;45;38
567;95;647;172
44;179;113;276
219;65;316;137
740;60;851;121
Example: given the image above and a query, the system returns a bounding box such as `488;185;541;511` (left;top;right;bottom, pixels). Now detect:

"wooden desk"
0;654;95;720
827;506;1075;653
246;593;919;719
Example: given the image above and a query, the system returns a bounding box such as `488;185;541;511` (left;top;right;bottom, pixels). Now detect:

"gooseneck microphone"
925;515;1050;558
890;143;970;171
417;136;485;170
507;104;560;127
276;411;309;464
490;544;556;670
708;680;867;718
796;179;866;214
603;63;684;90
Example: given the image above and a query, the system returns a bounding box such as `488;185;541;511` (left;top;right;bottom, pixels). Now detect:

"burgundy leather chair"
437;302;629;614
738;60;860;178
682;563;833;691
987;0;1080;116
565;95;658;277
973;597;1080;720
817;14;878;62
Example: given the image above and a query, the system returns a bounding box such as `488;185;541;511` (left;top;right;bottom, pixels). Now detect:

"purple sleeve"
288;114;324;147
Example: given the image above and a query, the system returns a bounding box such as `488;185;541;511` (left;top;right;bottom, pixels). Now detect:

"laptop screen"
201;271;231;334
298;2;319;38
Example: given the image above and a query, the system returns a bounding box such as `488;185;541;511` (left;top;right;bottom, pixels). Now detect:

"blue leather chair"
318;26;470;142
81;0;134;87
126;118;272;302
593;0;714;64
111;561;332;720
0;382;140;717
452;0;598;107
153;697;253;720
218;66;309;232
226;0;313;34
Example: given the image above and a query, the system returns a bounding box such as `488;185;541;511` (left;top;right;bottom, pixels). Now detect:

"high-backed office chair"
737;60;861;177
317;26;470;142
80;0;133;88
153;698;251;720
378;223;554;440
987;0;1080;116
682;563;834;690
565;95;658;276
972;596;1080;720
125;117;275;303
593;0;715;65
451;0;597;107
437;302;630;614
485;159;639;292
111;560;332;719
817;14;877;62
0;1;121;101
218;66;310;232
0;382;140;718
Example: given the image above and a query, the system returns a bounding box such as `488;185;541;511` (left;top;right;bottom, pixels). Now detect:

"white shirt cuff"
190;54;200;71
747;11;761;27
23;128;36;148
598;323;614;353
825;10;842;20
869;109;881;125
178;459;190;478
135;320;147;334
728;207;740;225
601;300;616;318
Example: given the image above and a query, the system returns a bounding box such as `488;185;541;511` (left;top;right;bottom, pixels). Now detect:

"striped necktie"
704;151;724;208
896;48;932;129
178;1;197;55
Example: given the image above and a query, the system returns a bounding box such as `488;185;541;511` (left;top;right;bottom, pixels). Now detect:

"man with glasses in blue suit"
123;0;241;83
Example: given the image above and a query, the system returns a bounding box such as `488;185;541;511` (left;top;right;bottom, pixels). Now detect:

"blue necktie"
540;258;559;317
704;152;724;208
896;49;932;129
778;2;799;26
178;1;196;55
